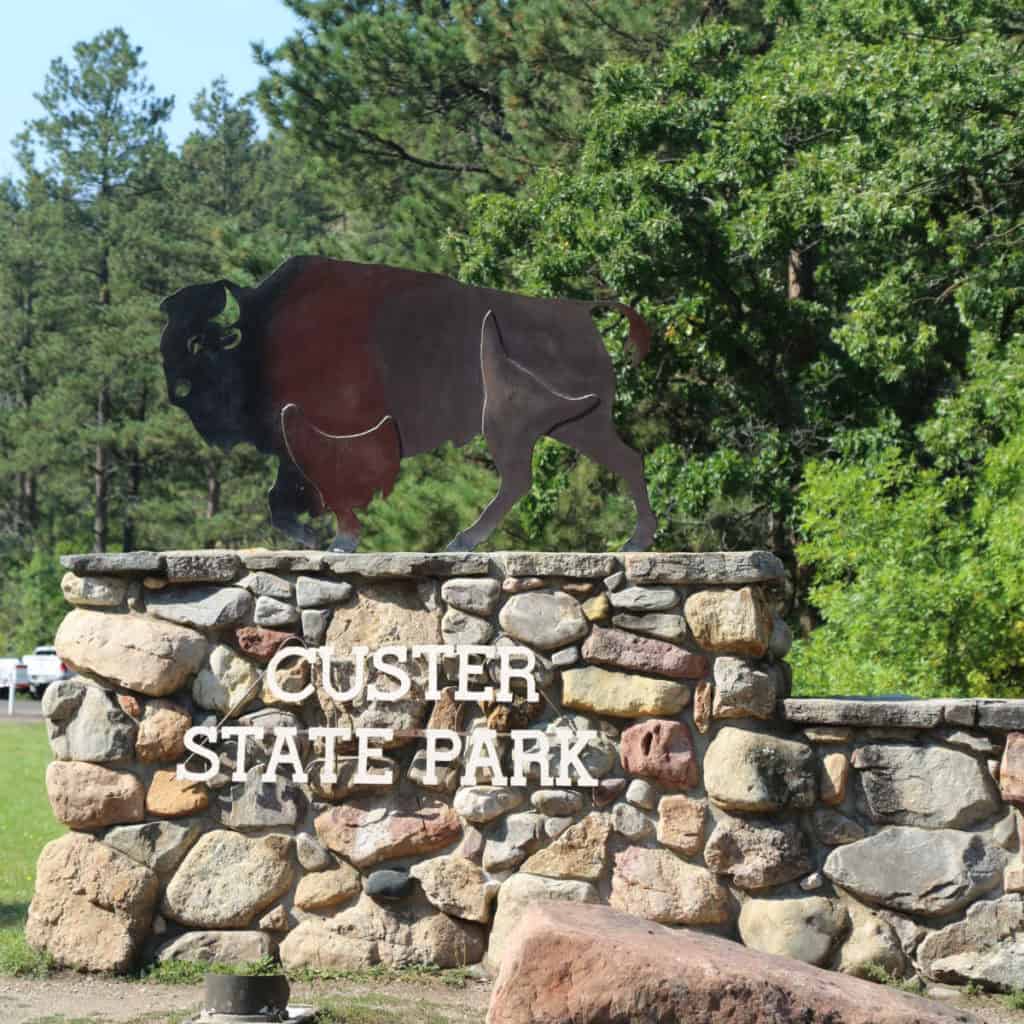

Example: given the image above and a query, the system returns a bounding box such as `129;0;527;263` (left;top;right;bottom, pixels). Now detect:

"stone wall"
28;549;1024;989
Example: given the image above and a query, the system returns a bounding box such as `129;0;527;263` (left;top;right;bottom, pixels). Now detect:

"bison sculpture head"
159;280;259;451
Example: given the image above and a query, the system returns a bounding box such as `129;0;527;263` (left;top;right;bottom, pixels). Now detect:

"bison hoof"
621;528;655;552
274;519;319;549
446;533;478;553
329;532;359;553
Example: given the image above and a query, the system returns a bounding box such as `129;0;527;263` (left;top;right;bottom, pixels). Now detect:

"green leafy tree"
255;0;753;269
453;0;1024;643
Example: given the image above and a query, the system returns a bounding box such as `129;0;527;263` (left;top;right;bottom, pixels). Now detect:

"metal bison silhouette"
159;256;656;552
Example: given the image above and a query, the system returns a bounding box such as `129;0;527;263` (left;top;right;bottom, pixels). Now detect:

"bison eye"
173;379;192;400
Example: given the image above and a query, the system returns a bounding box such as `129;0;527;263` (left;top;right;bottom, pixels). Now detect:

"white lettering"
177;726;220;782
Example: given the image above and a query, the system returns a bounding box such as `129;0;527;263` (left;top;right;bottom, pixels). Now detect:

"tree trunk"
206;468;221;519
94;385;110;553
787;246;817;302
122;385;147;552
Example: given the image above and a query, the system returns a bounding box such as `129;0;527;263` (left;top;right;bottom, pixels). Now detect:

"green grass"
855;962;925;995
1005;989;1024;1010
0;718;62;977
313;994;451;1024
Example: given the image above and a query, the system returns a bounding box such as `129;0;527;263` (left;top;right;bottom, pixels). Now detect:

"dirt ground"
4;970;1024;1024
0;971;492;1024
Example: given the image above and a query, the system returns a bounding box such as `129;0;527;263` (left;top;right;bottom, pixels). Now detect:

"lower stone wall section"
28;549;1024;992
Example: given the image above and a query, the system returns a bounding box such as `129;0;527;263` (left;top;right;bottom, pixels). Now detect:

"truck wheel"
29;684;45;700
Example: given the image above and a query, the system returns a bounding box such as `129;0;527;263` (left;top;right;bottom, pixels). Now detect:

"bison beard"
159;256;657;551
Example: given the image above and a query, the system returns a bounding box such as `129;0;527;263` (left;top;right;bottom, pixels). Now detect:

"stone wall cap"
625;550;786;585
61;549;786;583
778;697;1024;729
61;552;164;576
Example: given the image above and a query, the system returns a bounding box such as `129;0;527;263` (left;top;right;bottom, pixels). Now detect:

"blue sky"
1;0;302;176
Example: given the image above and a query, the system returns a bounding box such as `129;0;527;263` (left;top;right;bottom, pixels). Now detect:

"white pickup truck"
0;656;29;698
22;645;72;699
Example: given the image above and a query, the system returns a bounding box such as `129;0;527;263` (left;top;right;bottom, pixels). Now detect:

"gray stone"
545;716;619;781
147;586;253;629
938;730;1003;757
917;895;1024;992
296;576;353;608
626;779;658;810
454;785;528;824
977;701;1024;731
238;572;294;600
219;765;304;830
550;645;579;668
301;608;331;644
365;868;412;902
704;727;816;812
61;573;128;608
254;594;299;627
442;608;494;645
704;818;811;890
712;657;781;720
485;873;599;971
156;930;274;964
611;802;655;840
163;551;242;583
608;586;679;612
611;612;687;643
296;832;334;871
543;816;575;840
852;743;1000;829
483;812;541;873
441;577;500;616
769;616;793;657
531;789;584;817
800;872;825;892
325;551;491;577
823;827;1004;917
487;636;555;689
498;552;618;578
242;550;325;573
43;679;136;763
498;591;589;651
780;698;948;729
623;550;786;585
739;897;846;966
236;708;308;763
603;571;626;591
102;820;202;878
61;551;163;575
162;831;294;928
812;808;866;846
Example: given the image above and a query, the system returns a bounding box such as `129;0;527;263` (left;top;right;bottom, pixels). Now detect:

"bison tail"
591;301;652;365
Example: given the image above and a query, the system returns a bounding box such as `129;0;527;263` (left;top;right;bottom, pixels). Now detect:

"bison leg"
448;311;600;551
449;426;537;551
268;456;321;549
550;412;658;551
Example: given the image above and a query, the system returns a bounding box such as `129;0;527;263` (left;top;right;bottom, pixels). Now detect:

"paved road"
0;695;44;722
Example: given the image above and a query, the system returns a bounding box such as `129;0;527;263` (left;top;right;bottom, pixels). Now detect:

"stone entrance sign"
27;548;1024;994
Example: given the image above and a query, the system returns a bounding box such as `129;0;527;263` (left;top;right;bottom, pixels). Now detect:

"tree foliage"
1;2;1023;695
